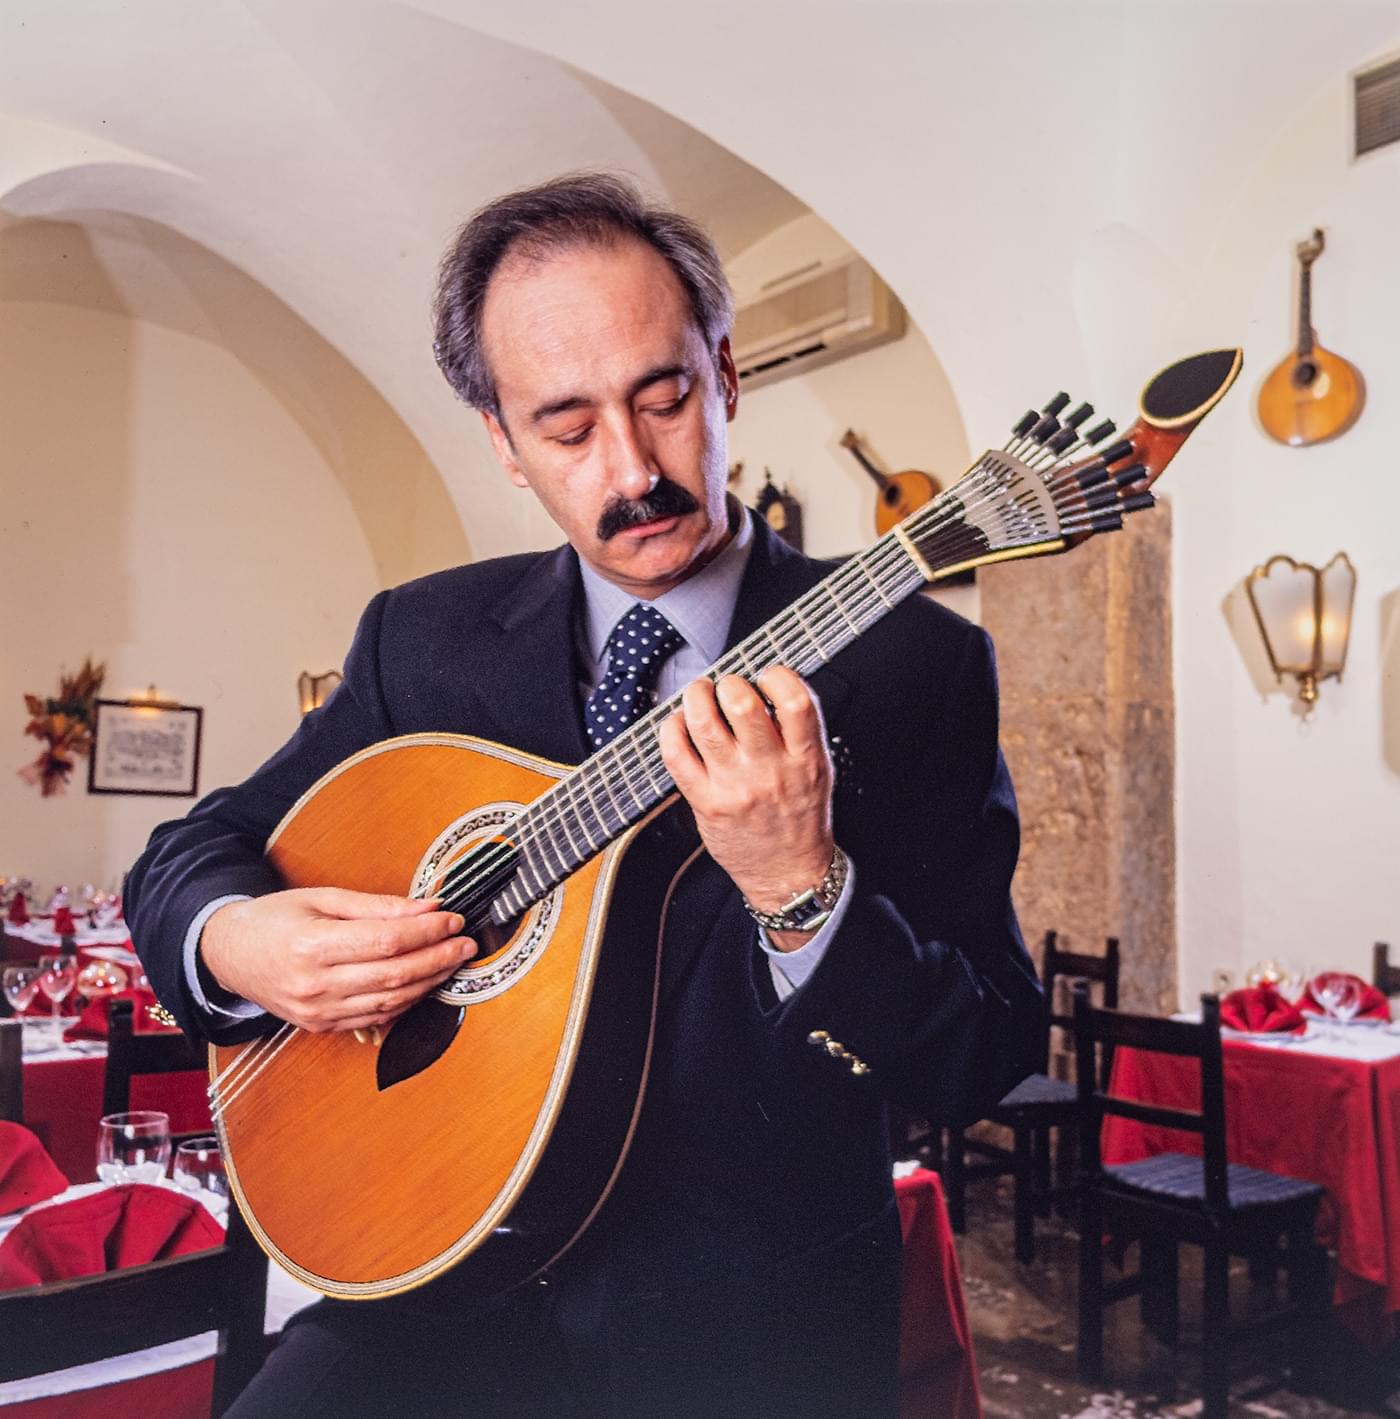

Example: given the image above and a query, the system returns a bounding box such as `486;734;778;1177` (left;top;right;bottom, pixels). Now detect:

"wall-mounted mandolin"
838;429;941;534
208;349;1241;1302
1257;228;1365;447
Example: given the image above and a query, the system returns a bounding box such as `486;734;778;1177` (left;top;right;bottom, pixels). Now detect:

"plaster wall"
0;295;380;889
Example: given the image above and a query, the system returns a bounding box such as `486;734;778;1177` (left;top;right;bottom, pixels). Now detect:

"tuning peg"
1047;427;1079;455
1064;402;1094;429
1029;414;1061;444
1110;462;1149;489
1095;439;1135;468
1120;490;1156;514
1084;419;1117;446
1042;392;1070;416
1011;410;1038;438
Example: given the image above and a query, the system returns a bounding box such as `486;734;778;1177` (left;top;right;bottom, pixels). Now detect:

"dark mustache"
596;478;699;541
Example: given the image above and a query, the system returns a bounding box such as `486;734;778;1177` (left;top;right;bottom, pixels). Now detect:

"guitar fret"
824;582;862;637
553;781;589;864
792;604;831;663
858;557;895;608
615;744;650;814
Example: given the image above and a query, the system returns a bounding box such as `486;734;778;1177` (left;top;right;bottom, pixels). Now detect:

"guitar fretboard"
487;445;1072;924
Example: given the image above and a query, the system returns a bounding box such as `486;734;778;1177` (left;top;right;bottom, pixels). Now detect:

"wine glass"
96;1111;171;1184
36;953;78;1036
1312;972;1360;1038
2;964;40;1018
173;1136;228;1208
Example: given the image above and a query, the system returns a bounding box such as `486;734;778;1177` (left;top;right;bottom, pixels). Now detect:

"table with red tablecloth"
0;1165;980;1418
21;1050;212;1185
1102;1030;1400;1345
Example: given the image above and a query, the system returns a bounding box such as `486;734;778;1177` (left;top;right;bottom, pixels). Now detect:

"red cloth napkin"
51;906;77;937
0;1184;223;1290
1299;974;1391;1021
0;1122;68;1213
6;894;28;926
1219;984;1306;1033
63;987;172;1040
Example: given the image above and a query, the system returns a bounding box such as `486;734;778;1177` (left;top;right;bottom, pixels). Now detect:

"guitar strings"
471;446;1092;906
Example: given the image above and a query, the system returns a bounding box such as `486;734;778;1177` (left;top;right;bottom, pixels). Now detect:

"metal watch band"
742;846;849;933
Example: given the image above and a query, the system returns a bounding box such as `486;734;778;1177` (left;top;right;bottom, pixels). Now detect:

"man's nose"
601;416;659;501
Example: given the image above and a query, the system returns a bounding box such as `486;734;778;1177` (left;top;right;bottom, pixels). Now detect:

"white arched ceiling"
0;202;468;585
0;0;809;559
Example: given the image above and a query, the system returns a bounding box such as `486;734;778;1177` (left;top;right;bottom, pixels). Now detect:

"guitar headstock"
906;349;1242;582
1296;227;1326;268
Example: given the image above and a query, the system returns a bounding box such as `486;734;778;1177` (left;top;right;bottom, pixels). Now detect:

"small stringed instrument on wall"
1257;228;1365;447
208;349;1241;1303
839;429;941;534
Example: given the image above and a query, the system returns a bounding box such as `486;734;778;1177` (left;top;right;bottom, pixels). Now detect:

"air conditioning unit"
730;254;907;391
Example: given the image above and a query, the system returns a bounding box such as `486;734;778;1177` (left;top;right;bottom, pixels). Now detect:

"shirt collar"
578;498;754;668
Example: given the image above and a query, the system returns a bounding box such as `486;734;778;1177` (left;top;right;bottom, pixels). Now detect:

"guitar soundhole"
1291;361;1317;389
471;912;524;964
882;486;901;507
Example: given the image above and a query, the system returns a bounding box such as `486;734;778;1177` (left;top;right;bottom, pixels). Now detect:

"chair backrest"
0;1019;21;1123
0;1196;269;1414
1073;985;1229;1218
102;996;206;1123
1039;930;1122;1075
1374;941;1400;996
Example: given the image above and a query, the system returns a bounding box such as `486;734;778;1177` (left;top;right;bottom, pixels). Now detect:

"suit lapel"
479;546;590;768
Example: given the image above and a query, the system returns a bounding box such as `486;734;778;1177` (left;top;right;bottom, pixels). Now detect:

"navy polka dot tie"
585;603;684;751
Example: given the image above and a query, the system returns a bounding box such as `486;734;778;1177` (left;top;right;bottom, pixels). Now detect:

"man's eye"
646;392;688;417
554;427;592;447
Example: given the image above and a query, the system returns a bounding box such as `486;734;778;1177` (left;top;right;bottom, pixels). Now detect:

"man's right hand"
199;888;476;1033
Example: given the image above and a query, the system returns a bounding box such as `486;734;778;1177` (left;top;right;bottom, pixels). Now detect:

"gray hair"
432;171;734;418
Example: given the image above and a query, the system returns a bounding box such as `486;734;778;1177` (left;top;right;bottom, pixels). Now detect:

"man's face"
479;237;738;599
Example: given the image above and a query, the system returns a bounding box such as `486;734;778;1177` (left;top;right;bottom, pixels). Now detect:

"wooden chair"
102;997;206;1140
1373;941;1400;996
1072;985;1329;1419
942;931;1120;1262
0;1018;21;1122
0;1197;269;1414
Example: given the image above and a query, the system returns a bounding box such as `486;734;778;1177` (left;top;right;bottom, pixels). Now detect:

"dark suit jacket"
126;512;1040;1417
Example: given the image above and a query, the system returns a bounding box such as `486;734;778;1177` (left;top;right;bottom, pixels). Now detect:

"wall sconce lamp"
298;670;343;716
1244;552;1356;705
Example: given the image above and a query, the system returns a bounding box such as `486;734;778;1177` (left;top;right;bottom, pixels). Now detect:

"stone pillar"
979;499;1176;1015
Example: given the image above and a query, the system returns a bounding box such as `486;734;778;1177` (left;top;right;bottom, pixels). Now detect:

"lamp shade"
297;670;343;716
1244;552;1356;703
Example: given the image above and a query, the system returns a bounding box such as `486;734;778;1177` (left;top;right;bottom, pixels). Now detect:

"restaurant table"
19;1024;211;1185
1102;1021;1400;1347
0;1166;980;1418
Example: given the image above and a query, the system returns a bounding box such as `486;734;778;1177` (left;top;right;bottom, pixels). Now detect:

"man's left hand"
658;667;835;949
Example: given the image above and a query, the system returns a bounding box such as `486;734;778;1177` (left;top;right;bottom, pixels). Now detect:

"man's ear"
716;336;739;422
481;410;530;489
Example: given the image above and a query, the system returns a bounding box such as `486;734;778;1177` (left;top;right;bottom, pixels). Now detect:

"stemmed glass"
36;953;78;1037
1312;972;1362;1038
96;1111;171;1184
2;964;40;1019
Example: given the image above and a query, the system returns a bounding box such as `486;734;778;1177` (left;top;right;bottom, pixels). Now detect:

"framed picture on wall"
88;699;203;797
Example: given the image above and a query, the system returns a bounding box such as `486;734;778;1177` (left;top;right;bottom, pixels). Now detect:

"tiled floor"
953;1177;1400;1418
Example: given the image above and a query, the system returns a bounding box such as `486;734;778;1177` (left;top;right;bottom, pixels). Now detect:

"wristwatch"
742;847;849;934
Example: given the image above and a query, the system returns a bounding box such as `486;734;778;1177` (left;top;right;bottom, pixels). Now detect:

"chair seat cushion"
1106;1152;1324;1209
995;1073;1078;1110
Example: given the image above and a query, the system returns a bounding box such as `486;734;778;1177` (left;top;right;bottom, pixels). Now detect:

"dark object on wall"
19;658;106;797
89;698;203;798
754;470;804;552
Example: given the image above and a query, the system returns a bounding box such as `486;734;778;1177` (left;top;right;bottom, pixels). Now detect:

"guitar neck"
841;432;890;490
1296;264;1314;358
493;452;1059;921
483;346;1243;924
